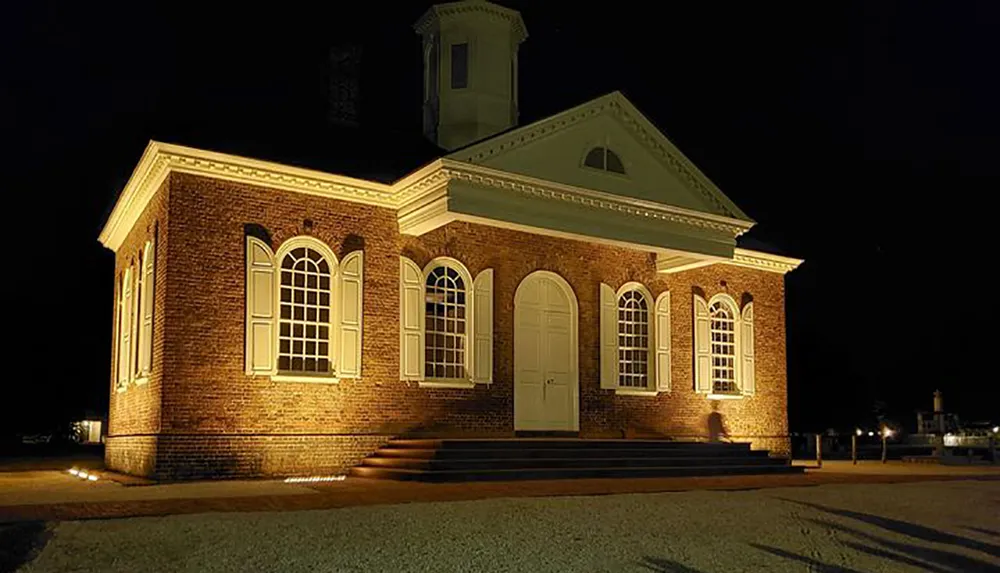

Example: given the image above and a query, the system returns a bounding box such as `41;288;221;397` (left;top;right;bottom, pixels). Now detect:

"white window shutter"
117;268;133;387
245;236;276;375
600;282;618;389
138;239;155;376
693;293;711;393
400;256;425;381
338;250;364;379
654;291;671;393
472;268;493;383
741;302;755;395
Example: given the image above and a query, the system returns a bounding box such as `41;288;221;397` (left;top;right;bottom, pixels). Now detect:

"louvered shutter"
117;268;133;387
741;302;755;395
472;268;494;383
600;283;618;389
693;294;711;393
138;239;155;376
338;250;363;378
654;291;671;393
400;256;425;381
245;236;276;374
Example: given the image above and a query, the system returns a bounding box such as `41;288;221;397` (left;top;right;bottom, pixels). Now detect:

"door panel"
515;273;578;432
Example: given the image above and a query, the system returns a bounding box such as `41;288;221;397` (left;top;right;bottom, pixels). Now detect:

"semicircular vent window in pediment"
583;146;626;175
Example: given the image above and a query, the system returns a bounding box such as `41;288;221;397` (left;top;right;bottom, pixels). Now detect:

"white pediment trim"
448;91;750;222
396;159;754;236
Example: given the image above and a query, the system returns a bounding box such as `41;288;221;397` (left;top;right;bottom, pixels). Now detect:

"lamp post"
881;427;893;464
815;433;822;469
853;428;861;465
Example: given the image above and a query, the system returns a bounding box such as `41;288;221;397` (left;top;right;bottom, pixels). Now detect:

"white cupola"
414;0;527;150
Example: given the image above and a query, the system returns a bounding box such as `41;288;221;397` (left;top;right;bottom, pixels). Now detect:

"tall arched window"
618;288;650;388
709;299;737;394
583;146;626;175
278;246;332;374
425;263;468;380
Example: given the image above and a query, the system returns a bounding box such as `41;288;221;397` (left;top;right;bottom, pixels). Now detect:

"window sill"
615;389;659;397
133;376;149;386
418;379;476;390
707;393;744;400
271;374;340;384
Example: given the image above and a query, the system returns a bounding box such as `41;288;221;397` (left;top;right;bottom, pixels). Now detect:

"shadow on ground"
757;498;1000;572
0;521;52;573
638;556;705;572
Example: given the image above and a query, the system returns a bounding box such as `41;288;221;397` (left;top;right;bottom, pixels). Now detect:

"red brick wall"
403;222;790;455
105;179;169;476
106;173;790;479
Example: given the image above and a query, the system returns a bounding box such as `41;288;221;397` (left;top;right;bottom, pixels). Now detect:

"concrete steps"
350;438;801;482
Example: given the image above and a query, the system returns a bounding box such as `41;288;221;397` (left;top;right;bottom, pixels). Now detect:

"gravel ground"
18;480;1000;573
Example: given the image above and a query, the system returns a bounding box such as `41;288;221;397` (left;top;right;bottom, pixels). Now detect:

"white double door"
514;272;578;432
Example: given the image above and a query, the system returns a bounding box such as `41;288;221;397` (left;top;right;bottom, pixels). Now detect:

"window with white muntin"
693;293;755;398
400;256;493;388
617;286;651;389
424;264;468;380
245;235;364;382
278;246;333;374
709;300;737;395
600;282;671;395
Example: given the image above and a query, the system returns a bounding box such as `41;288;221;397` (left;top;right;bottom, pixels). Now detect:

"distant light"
87;474;98;482
882;428;894;438
283;475;347;483
855;429;863;436
993;426;999;434
868;431;875;437
78;471;89;479
68;468;80;476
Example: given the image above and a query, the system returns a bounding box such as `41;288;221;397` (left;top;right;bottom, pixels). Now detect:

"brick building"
99;1;801;479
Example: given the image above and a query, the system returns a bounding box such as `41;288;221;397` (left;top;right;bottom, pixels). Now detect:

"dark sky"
6;1;998;435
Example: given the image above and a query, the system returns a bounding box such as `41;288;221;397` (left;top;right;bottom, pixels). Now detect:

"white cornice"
414;1;527;43
727;248;804;274
398;159;754;236
99;142;395;251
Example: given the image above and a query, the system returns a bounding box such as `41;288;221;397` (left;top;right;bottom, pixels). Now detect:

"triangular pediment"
447;91;750;221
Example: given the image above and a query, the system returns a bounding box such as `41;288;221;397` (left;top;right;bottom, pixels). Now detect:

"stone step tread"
388;439;753;450
349;464;804;482
374;447;770;459
363;456;789;469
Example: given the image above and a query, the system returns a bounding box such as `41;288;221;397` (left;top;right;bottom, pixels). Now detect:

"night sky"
6;1;998;437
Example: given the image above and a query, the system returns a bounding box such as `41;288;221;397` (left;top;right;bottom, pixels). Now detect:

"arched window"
278;245;333;374
425;263;468;380
617;288;650;388
709;299;738;394
583;146;626;175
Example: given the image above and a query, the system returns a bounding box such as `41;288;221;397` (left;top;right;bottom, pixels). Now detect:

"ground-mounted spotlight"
283;475;347;483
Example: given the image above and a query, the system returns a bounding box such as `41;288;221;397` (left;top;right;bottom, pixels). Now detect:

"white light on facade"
68;468;80;476
868;431;874;437
855;429;863;436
